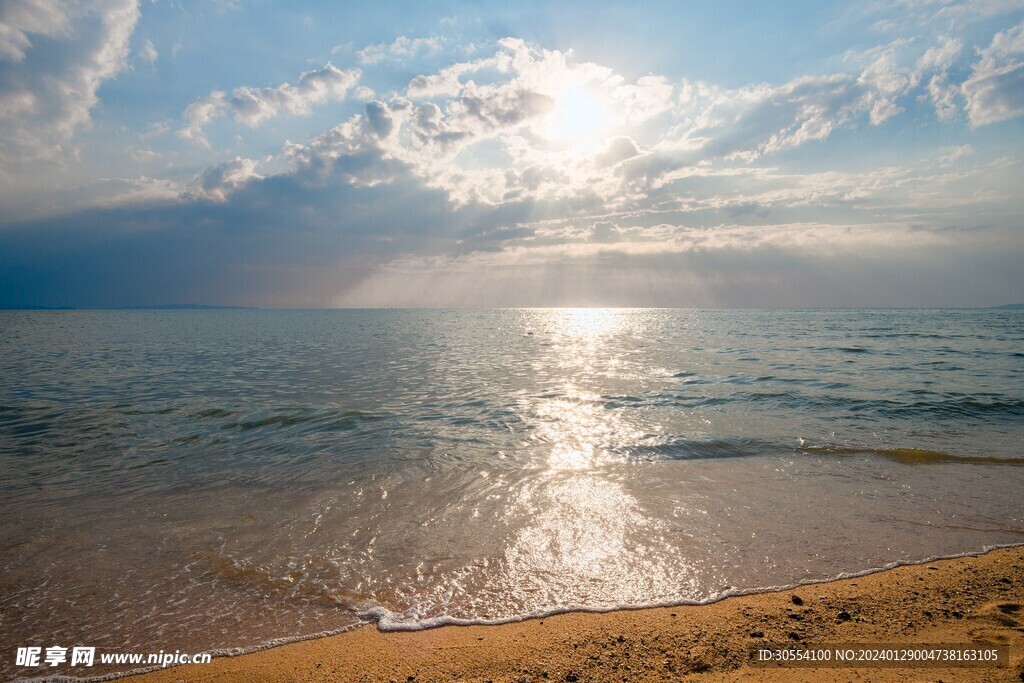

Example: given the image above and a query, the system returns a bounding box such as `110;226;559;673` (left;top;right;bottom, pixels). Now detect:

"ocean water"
1;308;1022;678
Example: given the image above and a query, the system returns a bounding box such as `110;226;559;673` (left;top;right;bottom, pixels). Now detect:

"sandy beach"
124;545;1024;682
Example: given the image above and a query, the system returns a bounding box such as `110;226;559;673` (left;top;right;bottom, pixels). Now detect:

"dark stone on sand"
791;595;803;606
836;611;852;622
749;631;764;638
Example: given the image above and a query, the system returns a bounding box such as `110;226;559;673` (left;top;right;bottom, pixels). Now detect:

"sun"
551;88;610;142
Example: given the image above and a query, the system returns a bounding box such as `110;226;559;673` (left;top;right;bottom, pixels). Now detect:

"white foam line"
363;540;1024;632
14;540;1023;683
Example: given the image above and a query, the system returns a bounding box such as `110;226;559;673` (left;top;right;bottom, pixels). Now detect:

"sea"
1;308;1022;679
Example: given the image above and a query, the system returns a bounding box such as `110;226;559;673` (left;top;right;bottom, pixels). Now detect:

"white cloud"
280;36;1009;216
352;85;376;101
611;75;674;124
911;37;964;121
924;0;1024;21
926;74;961;120
188;157;263;201
855;42;923;124
0;0;140;168
167;32;1024;228
179;63;361;145
357;36;443;66
85;175;183;207
668;74;873;162
917;36;962;71
0;0;69;61
406;51;514;100
962;21;1024;126
938;144;974;166
130;147;161;162
864;0;1024;34
138;39;157;63
962;61;1024;125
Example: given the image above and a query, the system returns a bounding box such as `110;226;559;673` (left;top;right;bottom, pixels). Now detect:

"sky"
0;0;1023;308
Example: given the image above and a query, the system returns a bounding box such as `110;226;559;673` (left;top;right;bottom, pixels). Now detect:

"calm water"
1;309;1023;678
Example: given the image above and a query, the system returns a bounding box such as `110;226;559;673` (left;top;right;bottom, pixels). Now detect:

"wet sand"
126;545;1024;682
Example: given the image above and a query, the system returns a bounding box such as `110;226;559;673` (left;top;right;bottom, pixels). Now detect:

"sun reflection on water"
528;309;639;471
500;472;699;607
551;307;623;340
507;475;644;578
497;309;696;605
535;388;624;470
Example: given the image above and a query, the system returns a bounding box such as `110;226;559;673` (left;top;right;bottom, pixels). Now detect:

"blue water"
1;309;1022;678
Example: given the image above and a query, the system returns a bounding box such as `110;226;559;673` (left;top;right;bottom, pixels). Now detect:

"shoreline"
122;545;1024;682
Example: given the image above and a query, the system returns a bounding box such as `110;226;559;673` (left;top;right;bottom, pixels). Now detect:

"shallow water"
1;308;1022;678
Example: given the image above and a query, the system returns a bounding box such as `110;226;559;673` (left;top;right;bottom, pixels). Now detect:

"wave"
186;549;370;610
652;389;1024;421
216;408;389;433
359;542;1024;632
625;437;1024;466
799;445;1024;466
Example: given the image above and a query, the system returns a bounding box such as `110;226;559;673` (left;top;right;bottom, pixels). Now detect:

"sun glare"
551;88;610;142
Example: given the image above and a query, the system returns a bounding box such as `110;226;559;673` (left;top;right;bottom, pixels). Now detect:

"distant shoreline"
2;304;1023;311
0;304;257;310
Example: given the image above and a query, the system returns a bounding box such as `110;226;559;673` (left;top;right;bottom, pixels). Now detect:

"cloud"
179;63;361;145
352;85;376;101
938;144;974;166
83;175;183;207
916;36;962;72
188;157;263;201
670;74;870;162
611;75;675;124
862;0;1024;34
3;26;1023;308
0;0;140;168
357;36;443;65
129;147;160;162
1;108;1020;308
326;230;1023;308
0;0;69;61
659;30;999;165
137;38;157;63
926;74;962;121
858;50;918;124
962;21;1024;126
268;34;1024;221
595;137;640;167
